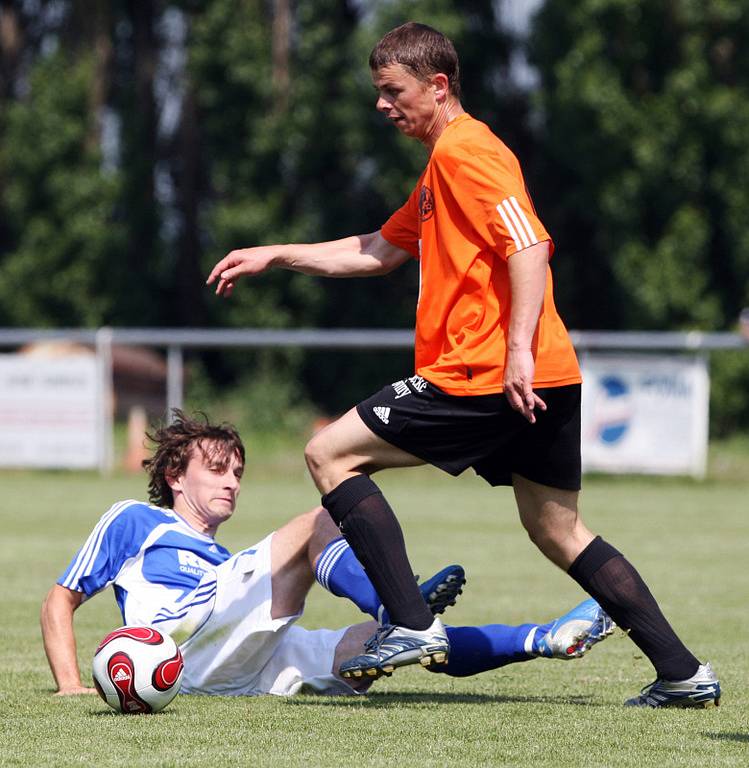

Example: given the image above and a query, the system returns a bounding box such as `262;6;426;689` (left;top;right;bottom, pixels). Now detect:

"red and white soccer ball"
92;626;184;714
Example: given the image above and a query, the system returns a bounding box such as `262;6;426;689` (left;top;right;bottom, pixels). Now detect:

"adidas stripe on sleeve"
496;196;539;252
441;149;551;262
58;500;156;599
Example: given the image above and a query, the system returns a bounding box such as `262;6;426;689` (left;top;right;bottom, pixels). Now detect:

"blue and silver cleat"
535;598;616;659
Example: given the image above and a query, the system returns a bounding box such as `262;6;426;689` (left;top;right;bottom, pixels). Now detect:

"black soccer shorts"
356;375;582;491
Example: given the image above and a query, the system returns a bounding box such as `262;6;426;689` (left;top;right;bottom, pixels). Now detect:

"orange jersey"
381;113;581;395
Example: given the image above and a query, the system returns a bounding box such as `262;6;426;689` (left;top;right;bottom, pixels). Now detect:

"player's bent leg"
314;535;466;623
512;474;595;570
304;406;425;495
179;534;303;695
270;507;338;619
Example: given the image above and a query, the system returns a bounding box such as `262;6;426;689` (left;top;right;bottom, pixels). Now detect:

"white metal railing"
1;327;746;473
1;327;746;349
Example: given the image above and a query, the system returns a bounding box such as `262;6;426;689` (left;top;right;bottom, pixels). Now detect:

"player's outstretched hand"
503;348;547;424
54;686;97;696
206;246;278;297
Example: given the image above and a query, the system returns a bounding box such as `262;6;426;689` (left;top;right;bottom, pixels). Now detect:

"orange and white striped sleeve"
439;148;553;260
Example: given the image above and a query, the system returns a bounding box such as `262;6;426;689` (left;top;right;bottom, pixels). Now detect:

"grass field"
1;458;748;767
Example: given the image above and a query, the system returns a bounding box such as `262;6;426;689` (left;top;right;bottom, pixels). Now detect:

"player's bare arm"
505;240;551;423
40;584;95;695
206;231;412;297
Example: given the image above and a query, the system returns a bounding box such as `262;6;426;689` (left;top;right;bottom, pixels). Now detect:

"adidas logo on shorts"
373;406;391;424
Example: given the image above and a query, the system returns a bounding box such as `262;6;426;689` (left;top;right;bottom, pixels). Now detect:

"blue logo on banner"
598;376;630;444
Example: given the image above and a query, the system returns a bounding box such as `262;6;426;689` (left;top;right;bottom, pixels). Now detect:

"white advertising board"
581;354;709;478
0;354;102;469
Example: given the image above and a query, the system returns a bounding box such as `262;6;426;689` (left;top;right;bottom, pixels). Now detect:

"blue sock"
432;621;554;677
315;537;382;619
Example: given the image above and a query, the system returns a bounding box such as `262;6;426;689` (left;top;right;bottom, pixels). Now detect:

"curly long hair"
142;410;245;508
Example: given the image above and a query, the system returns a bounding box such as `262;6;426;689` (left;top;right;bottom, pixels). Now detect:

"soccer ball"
92;626;184;714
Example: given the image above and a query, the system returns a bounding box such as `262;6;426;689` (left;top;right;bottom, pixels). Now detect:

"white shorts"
176;533;354;697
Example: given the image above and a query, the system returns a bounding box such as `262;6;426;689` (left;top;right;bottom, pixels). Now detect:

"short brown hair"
369;22;461;99
142;410;245;508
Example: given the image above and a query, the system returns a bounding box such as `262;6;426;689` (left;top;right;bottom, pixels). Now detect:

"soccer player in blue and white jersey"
41;412;614;698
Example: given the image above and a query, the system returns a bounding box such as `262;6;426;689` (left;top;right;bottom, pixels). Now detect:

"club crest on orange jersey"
419;186;435;221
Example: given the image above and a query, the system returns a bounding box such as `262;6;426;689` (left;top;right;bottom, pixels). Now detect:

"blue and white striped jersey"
58;500;233;630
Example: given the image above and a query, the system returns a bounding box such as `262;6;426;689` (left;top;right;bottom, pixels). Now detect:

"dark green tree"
529;0;749;330
0;52;123;326
182;0;520;409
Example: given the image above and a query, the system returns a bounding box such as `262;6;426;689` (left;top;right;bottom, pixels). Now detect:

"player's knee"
296;505;324;529
308;505;337;537
304;433;329;478
305;433;353;492
520;515;557;552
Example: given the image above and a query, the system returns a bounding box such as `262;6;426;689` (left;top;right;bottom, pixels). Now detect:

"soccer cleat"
419;564;466;615
535;598;615;659
339;617;449;681
378;565;466;624
624;662;721;708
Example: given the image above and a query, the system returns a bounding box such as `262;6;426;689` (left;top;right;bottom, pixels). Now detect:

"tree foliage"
529;0;749;330
0;0;746;423
0;52;123;326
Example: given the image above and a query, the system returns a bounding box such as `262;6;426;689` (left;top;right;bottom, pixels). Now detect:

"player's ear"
432;73;450;102
165;472;183;493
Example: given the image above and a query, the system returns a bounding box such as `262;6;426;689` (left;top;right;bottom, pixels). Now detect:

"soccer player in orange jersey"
207;23;719;707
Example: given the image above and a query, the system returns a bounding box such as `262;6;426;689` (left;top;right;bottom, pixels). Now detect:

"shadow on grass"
288;691;601;708
704;733;749;744
88;708;180;717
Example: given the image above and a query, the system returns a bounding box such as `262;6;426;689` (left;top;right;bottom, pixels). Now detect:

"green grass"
1;460;748;767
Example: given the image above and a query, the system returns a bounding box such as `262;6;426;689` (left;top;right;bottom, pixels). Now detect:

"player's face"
170;443;244;533
372;64;440;140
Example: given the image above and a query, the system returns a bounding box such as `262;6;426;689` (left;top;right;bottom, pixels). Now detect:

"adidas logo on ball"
93;626;184;714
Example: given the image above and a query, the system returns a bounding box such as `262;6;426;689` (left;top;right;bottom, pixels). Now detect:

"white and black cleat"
624;662;721;708
340;617;450;681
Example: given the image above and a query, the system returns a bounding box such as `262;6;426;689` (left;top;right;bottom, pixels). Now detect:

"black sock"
568;537;700;681
322;475;433;630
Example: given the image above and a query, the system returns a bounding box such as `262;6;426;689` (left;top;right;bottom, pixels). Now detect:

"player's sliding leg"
306;407;450;670
315;536;465;622
271;505;464;623
513;475;720;708
339;598;614;681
